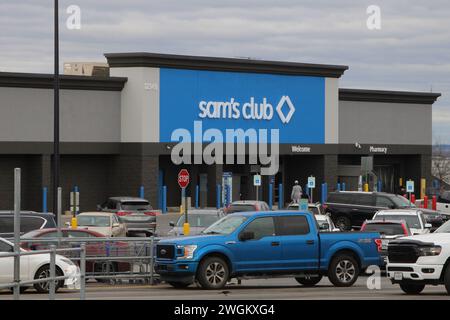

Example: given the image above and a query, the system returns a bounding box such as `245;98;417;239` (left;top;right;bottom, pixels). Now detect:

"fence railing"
17;236;161;285
0;244;86;300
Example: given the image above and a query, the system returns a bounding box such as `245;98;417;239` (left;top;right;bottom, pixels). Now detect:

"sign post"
178;169;190;235
406;180;414;207
254;174;262;201
70;186;79;228
307;176;316;203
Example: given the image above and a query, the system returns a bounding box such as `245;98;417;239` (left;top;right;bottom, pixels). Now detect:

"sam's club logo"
198;95;296;124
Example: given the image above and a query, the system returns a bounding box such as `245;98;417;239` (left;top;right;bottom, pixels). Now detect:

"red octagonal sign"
178;169;190;189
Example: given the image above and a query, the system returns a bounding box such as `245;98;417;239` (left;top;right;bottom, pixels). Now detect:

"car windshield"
435;220;450;233
363;223;406;235
227;204;255;213
373;214;421;229
77;216;110;227
202;215;248;235
287;205;320;215
176;214;220;228
390;195;416;208
120;201;151;211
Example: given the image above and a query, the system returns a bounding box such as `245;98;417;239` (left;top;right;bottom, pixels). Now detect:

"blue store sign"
159;68;325;144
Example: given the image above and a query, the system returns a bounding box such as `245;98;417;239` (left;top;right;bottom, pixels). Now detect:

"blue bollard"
74;185;79;215
305;184;309;197
42;187;48;213
268;183;273;210
225;185;231;207
337;183;341;192
139;186;144;199
377;180;382;192
195;185;199;208
216;184;221;209
278;183;283;209
324;183;328;202
342;182;346;191
162;186;167;213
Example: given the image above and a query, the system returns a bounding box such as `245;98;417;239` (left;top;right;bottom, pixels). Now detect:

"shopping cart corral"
18;236;161;285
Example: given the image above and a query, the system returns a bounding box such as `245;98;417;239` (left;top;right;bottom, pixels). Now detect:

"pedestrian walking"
291;180;303;204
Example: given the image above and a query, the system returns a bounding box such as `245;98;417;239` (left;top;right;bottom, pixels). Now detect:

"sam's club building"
0;52;441;211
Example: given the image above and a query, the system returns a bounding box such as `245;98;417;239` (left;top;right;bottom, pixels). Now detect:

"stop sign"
178;169;190;189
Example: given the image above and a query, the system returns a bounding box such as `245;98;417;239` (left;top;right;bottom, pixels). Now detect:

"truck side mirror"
169;221;175;227
239;231;255;241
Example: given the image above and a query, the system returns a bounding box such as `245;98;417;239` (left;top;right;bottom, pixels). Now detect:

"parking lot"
1;276;449;300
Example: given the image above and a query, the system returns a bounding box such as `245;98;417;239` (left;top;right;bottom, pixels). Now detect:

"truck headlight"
418;246;441;256
177;245;197;260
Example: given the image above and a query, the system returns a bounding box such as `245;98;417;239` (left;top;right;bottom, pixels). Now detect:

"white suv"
387;220;450;295
372;209;432;235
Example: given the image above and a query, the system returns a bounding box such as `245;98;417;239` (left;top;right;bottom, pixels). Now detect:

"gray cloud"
1;0;449;142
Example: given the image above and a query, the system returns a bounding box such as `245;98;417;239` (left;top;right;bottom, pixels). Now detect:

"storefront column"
207;164;223;207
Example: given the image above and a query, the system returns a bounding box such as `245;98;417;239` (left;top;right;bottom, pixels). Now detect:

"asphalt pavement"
1;276;449;300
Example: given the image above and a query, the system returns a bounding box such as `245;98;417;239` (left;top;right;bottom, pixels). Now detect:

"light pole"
53;0;60;222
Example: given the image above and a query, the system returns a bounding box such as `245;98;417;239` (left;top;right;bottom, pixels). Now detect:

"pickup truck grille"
387;244;419;263
156;244;175;259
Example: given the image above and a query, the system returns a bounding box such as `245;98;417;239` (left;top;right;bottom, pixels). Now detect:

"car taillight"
144;211;160;216
374;239;383;252
117;211;132;216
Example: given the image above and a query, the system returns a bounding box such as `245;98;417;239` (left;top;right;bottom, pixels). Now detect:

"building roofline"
339;88;441;105
104;52;348;78
0;72;127;91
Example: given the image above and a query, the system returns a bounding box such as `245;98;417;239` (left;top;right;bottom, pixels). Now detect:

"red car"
21;228;131;281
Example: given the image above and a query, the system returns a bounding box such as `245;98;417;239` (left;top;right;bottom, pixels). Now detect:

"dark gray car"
0;211;57;238
98;197;160;236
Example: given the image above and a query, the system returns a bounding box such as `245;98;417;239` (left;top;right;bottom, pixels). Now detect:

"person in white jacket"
291;180;303;204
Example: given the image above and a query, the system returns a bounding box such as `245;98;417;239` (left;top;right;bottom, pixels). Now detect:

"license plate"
394;272;403;281
128;216;149;221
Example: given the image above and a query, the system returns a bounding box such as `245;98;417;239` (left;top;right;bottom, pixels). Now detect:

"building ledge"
0;72;127;91
105;52;348;78
339;88;441;104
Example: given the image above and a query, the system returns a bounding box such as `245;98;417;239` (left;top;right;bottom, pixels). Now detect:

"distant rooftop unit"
63;62;109;77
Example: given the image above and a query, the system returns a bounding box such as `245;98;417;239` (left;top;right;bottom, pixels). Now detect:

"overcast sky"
1;0;449;143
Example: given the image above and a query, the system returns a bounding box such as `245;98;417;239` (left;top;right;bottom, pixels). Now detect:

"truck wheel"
197;256;229;290
295;274;323;287
168;281;191;289
399;283;425;295
328;254;359;287
444;264;450;295
335;216;351;231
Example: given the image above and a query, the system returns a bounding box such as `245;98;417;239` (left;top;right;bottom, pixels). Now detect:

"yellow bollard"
71;217;78;229
183;222;190;236
420;178;426;200
399;177;403;187
180;205;184;215
364;183;369;192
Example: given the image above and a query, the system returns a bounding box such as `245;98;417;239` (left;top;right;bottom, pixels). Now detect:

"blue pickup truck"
155;211;382;289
